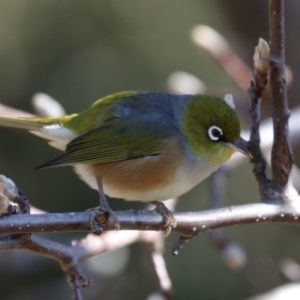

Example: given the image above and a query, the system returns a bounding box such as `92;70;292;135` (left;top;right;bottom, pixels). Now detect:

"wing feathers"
34;92;180;169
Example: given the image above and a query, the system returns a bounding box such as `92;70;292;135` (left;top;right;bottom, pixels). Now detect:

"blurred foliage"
0;1;300;300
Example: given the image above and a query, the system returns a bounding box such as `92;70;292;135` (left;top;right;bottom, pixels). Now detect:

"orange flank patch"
91;139;183;194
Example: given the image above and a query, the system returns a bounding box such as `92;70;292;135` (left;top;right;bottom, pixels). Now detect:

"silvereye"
0;91;251;231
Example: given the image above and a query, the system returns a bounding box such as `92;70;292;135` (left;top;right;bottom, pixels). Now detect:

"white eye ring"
208;126;223;141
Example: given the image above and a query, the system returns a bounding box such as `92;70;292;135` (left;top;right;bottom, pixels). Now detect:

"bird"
0;91;251;233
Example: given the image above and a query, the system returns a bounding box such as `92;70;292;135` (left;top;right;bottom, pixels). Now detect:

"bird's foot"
87;206;120;231
152;201;177;236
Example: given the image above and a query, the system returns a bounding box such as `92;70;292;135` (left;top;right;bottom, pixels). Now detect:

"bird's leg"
151;200;177;236
95;180;120;230
97;180;111;212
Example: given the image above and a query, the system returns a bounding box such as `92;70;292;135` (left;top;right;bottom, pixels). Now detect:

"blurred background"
0;0;300;299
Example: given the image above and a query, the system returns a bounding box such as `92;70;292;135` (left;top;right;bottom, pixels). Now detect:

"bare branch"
269;0;294;187
0;211;109;234
1;201;300;236
0;103;34;117
73;229;173;297
0;234;92;300
191;25;252;92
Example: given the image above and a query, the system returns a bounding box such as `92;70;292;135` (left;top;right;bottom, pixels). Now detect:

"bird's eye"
208;126;223;141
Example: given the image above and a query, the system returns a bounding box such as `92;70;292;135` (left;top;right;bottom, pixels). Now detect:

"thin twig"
208;168;247;269
68;275;82;300
145;235;173;298
247;38;271;198
208;170;228;249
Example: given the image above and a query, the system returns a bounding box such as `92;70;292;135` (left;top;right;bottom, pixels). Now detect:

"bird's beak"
227;138;253;158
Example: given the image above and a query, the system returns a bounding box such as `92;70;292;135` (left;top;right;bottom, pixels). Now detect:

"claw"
152;201;177;236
